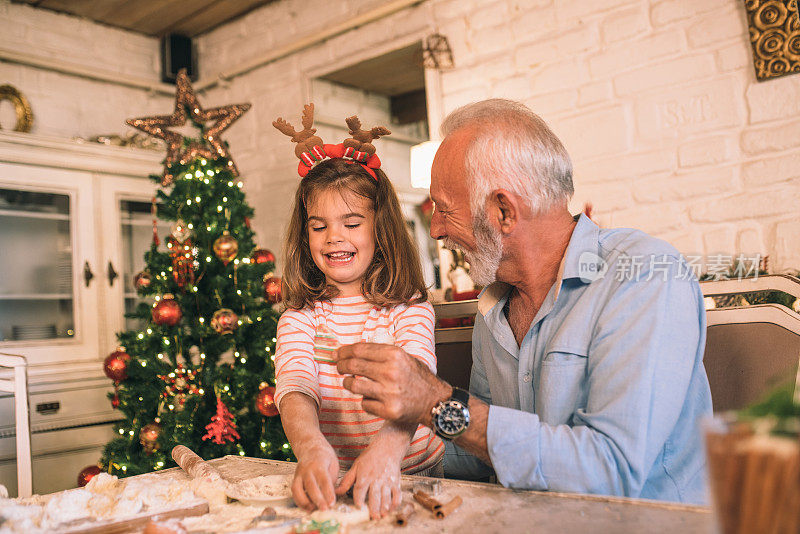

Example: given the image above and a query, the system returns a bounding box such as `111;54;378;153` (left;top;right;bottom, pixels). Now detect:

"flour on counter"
232;475;291;498
0;472;203;533
189;477;230;508
180;501;302;532
310;504;370;527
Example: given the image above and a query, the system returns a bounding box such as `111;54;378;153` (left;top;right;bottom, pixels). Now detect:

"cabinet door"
0;163;99;365
96;176;170;350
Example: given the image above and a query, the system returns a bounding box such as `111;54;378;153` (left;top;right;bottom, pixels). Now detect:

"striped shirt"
275;295;444;474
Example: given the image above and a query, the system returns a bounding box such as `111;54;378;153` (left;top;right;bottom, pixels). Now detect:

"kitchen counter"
129;455;715;533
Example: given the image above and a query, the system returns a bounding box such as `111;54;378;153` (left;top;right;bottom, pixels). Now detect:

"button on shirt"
444;214;712;504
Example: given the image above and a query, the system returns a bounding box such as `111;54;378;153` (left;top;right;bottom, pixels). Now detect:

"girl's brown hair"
282;158;427;310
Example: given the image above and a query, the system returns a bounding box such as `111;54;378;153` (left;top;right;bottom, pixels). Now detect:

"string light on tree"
99;64;290;481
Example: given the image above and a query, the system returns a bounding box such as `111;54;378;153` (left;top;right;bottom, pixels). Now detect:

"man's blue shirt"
444;214;712;504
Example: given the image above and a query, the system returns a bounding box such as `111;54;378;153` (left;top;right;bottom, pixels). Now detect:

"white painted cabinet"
0;131;163;496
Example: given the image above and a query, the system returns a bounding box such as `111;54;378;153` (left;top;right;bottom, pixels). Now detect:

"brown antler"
272;117;299;139
274;104;325;158
301;104;316;131
343;115;391;155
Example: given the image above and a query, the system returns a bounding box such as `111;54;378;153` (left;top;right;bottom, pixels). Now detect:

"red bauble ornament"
252;248;275;264
213;230;239;265
256;384;279;417
152;294;182;326
139;422;161;455
111;394;120;409
134;270;152;290
103;348;131;382
264;276;282;303
77;465;102;487
211;308;239;335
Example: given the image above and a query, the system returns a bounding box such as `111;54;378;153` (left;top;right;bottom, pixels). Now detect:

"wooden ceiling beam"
12;0;276;37
98;0;177;29
166;0;272;37
148;0;218;37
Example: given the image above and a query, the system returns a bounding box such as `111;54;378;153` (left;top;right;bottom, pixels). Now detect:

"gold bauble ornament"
213;231;239;265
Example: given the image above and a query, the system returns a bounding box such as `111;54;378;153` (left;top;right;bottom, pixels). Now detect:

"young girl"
272;107;443;520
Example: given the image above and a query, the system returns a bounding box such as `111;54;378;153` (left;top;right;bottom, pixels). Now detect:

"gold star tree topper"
126;69;251;186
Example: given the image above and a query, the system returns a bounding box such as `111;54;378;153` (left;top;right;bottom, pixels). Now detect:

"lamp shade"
410;140;440;189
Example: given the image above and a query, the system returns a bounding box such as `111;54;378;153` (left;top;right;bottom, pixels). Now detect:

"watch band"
451;387;470;406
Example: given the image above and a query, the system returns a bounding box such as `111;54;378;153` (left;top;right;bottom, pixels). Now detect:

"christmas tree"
96;70;292;479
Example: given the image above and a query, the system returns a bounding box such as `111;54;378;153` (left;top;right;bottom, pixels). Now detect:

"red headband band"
297;143;381;180
273;104;390;183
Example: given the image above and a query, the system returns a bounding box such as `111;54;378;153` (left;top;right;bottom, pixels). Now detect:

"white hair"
440;99;574;217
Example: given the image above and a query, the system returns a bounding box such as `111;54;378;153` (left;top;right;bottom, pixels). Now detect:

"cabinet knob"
83;261;94;287
107;261;118;287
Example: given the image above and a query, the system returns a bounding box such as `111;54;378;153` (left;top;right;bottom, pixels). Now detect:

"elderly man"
336;99;712;504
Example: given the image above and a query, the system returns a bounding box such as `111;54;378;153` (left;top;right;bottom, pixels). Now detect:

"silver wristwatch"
431;387;470;441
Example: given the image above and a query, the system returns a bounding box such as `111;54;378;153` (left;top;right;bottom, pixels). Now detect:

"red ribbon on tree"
167;235;195;288
151;197;160;246
202;397;240;444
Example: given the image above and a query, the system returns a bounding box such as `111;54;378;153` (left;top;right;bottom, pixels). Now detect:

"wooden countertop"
136;455;714;533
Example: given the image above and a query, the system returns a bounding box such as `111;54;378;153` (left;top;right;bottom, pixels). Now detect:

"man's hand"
291;441;339;512
335;440;402;519
335;342;452;426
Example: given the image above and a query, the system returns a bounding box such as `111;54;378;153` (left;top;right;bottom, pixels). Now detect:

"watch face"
434;400;470;438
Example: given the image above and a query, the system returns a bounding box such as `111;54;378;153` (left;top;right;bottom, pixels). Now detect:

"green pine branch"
100;156;293;478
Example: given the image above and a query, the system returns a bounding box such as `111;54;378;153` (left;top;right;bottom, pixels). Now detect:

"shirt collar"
477;213;601;316
561;213;601;282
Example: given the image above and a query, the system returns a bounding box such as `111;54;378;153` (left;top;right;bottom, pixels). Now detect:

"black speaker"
161;34;197;83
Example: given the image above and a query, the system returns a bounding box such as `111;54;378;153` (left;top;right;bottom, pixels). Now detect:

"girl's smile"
306;188;376;296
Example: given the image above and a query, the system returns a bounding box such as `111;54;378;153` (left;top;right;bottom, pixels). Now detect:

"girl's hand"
335;440;402;519
292;442;339;512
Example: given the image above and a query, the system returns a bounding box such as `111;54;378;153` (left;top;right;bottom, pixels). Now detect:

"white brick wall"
191;0;800;272
5;0;800;273
0;2;170;138
195;0;433;265
421;0;800;272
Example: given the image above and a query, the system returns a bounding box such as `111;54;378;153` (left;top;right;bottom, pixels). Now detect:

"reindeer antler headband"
273;103;391;180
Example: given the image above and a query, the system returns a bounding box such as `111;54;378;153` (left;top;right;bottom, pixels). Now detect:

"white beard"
467;211;503;286
441;212;503;287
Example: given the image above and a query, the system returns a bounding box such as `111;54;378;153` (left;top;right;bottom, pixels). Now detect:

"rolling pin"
171;445;294;508
171;445;226;484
